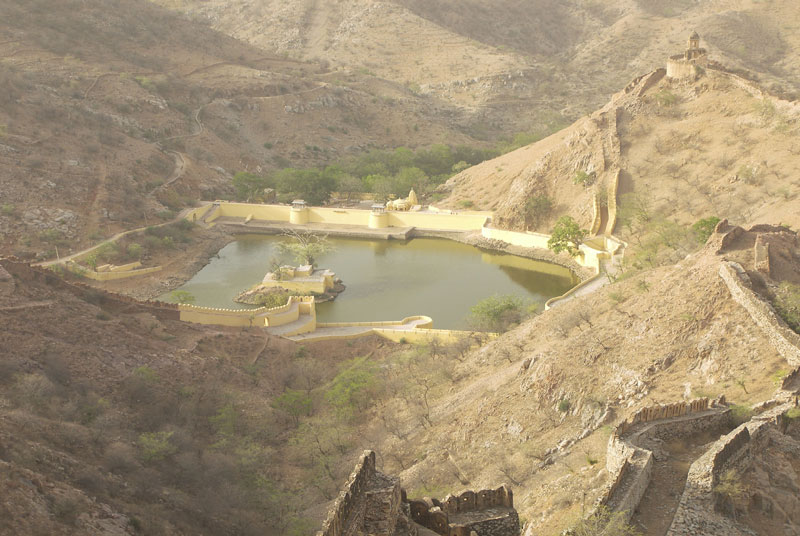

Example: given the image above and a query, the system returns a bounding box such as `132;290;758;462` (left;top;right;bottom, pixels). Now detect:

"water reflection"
165;235;578;329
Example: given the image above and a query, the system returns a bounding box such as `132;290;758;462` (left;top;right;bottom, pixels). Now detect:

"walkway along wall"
666;403;793;535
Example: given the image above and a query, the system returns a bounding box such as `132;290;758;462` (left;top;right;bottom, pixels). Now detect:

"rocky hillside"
154;0;800;127
440;65;800;252
364;224;800;535
0;0;489;258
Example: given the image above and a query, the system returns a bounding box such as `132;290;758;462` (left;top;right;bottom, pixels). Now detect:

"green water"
165;235;579;329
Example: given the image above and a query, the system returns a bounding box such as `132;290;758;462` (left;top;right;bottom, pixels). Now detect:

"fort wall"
719;261;800;367
597;398;726;522
317;450;378;536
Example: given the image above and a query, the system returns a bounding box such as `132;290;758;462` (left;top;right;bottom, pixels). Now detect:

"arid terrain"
2;1;800;535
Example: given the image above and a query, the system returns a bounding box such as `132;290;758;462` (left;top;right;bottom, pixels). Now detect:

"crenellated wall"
178;296;316;329
408;485;518;536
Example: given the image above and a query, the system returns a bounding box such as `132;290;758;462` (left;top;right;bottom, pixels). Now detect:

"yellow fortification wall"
206;202;491;232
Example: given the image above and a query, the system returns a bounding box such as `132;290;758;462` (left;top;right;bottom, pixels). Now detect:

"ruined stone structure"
318;451;520;536
667;32;708;79
408;486;518;536
0;263;14;295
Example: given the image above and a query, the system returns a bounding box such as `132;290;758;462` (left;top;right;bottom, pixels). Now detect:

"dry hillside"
0;0;489;257
155;0;800;126
441;66;800;246
363;225;800;535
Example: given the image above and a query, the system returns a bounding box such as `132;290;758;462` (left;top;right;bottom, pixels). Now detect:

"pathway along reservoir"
165;235;579;329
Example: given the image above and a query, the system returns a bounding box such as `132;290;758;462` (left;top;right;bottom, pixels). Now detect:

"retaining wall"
65;260;163;281
719;261;800;367
480;226;608;272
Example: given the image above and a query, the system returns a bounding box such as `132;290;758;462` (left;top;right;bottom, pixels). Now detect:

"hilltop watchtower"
667;31;707;79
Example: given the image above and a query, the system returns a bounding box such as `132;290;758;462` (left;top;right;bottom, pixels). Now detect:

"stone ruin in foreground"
317;450;520;536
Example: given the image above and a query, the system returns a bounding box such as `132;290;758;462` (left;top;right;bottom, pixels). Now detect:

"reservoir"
166;235;579;329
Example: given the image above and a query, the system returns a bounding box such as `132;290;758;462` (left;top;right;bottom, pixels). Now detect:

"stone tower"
685;31;705;60
667;32;707;79
688;31;700;51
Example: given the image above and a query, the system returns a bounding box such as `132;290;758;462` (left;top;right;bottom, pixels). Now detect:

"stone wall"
596;398;725;522
408;486;518;536
666;403;792;535
753;234;770;275
317;450;377;536
719;261;800;367
616;398;710;435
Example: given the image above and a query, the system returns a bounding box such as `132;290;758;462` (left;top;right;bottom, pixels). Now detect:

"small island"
235;264;345;307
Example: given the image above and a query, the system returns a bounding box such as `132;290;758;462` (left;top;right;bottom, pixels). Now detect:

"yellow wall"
215;202;292;221
387;211;489;230
606;170;621;234
481;227;551;249
309;207;370;226
178;296;316;327
261;279;328;294
481;226;609;272
203;202;490;232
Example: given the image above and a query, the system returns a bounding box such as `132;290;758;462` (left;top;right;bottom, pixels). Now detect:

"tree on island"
276;231;333;267
547;216;588;257
170;290;196;304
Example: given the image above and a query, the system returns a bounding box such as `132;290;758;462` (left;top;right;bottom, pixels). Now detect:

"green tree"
138;431;177;462
548;216;588;256
276;231;333;267
272;168;335;205
393;166;429;197
692;216;721;244
469;294;531;332
325;357;380;419
272;389;313;424
524;194;553;230
232;171;270;201
170;290;195;304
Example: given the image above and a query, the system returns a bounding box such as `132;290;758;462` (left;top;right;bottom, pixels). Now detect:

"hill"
439;63;800;272
0;0;492;258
